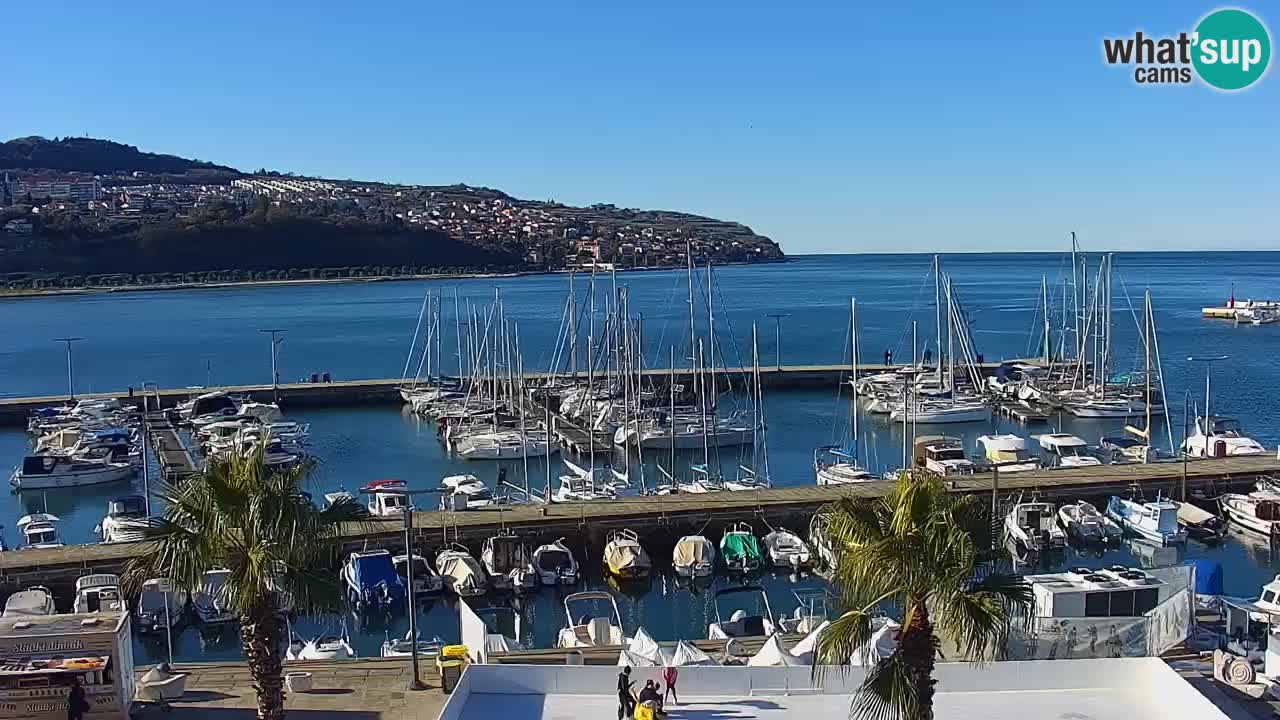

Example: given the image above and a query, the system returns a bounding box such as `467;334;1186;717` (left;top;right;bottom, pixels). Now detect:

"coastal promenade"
4;454;1277;595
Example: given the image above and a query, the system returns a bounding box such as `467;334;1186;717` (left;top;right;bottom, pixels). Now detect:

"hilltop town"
0;137;783;290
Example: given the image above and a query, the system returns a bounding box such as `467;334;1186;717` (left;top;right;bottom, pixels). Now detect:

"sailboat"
815;298;875;484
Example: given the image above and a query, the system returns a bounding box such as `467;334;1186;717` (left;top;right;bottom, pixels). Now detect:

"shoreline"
0;258;788;301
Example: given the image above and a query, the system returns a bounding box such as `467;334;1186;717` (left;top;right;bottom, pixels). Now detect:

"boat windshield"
1208;418;1243;436
992;449;1032;462
930;447;966;462
27;528;58;545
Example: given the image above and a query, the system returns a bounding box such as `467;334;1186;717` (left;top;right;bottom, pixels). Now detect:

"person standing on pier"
67;676;88;720
884;349;893;366
661;665;679;706
617;666;636;720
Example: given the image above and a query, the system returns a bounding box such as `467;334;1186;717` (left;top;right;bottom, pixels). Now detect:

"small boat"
135;578;187;633
481;533;537;593
672;535;716;578
381;631;443;658
1106;495;1187;545
453;428;555;460
16;513;63;549
1174;501;1227;541
813;446;875;485
1182;416;1266;457
2;586;56;617
719;523;763;573
295;630;357;660
1062;396;1143;419
976;434;1040;473
1221;493;1280;536
555;591;626;648
192;569;237;624
96;495;151;543
10;453;135;490
763;528;812;569
73;574;126;614
341;549;407;609
1003;499;1067;552
237;401;284;424
707;586;777;639
393;553;444;596
602;529;651;580
890;400;991;424
1036;433;1102;468
532;538;579;586
439;474;498;510
362;479;410;517
436;543;488;597
323;489;356;507
1057;501;1122;543
912;435;976;476
1100;435;1151;464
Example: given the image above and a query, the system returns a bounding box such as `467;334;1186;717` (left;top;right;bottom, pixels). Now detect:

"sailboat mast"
850;297;858;462
401;290;430;387
517;323;529;498
699;341;710;470
934;255;942;381
669;345;677;490
1144;289;1152;447
568;271;577;381
587;269;597;476
946;276;955;392
453;287;463;378
1042;275;1051;363
686;243;697;370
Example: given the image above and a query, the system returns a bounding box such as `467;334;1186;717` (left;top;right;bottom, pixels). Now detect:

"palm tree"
124;448;366;720
814;473;1033;720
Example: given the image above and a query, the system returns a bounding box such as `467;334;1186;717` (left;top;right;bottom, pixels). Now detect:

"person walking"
67;676;88;720
617;666;636;720
884;349;893;366
661;665;679;706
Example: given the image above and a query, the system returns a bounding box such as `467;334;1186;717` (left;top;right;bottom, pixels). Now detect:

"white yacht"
1037;434;1103;468
912;435;975;476
436;543;487;597
1003;499;1066;552
453;428;554;460
763;528;812;569
1056;501;1122;543
439;474;498;510
16;513;63;549
135;578;187;633
708;586;777;640
890;400;990;424
1062;395;1144;419
1221;493;1280;536
1105;496;1187;545
976;434;1040;473
555;591;626;648
10;453;135;490
1181;416;1266;457
73;574;126;614
237;401;284;424
813;446;875;485
97;495;151;543
481;533;537;593
393;553;444;595
2;586;57;617
672;535;716;578
531;538;579;585
549;471;616;503
362;479;410;517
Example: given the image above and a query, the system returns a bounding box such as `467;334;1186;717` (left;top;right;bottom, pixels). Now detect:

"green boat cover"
720;532;762;567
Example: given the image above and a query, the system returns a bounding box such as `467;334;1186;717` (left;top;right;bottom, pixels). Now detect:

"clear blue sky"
4;1;1276;253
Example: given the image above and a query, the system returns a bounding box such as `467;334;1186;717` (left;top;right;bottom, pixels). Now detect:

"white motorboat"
481;533;537;593
15;513;63;549
453;429;554;460
1062;396;1144;418
135;578;187;633
393;553;444;595
1182;416;1266;457
912;435;975;476
813;446;875;485
323;490;356;507
237;401;284;424
1221;493;1280;536
976;434;1040;473
439;474;498;510
602;529;651;580
1037;433;1102;468
708;586;777;640
362;479;410;517
555;591;626;648
763;528;812;569
341;550;407;609
381;632;443;658
295;631;357;660
192;569;237;624
436;543;488;597
97;495;151;543
890;400;990;424
1056;501;1122;543
1106;496;1187;545
672;535;716;578
73;573;126;614
182;391;238;422
549;472;616;504
532;538;579;585
1003;499;1067;552
2;586;56;617
10;453;135;490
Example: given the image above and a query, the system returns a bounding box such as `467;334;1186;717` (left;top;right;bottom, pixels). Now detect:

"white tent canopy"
850;618;900;667
670;640;718;666
789;620;831;664
748;633;804;667
618;649;657;667
628;627;661;664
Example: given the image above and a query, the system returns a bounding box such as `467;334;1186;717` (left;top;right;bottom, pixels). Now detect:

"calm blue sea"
2;252;1279;662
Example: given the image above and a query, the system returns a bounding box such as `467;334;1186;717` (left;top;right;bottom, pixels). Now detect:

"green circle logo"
1193;8;1271;90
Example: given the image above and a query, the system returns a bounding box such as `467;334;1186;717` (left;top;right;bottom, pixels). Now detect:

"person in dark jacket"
68;676;88;720
638;680;666;715
617;666;636;720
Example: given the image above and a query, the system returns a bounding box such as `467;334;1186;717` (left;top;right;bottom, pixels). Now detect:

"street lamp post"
53;337;83;400
258;329;286;403
765;313;791;370
1187;355;1228;457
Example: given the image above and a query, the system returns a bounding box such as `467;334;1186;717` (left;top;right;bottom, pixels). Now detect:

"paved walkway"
144;659;447;719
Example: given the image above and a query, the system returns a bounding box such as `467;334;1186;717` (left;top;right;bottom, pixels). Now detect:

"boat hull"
11;464;135;490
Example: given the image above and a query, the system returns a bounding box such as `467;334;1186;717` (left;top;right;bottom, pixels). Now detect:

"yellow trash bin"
437;645;469;694
634;701;656;720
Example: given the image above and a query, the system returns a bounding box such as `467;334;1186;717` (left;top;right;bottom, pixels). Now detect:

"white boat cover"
748;633;803;667
670;640;717;667
1177;502;1217;526
485;632;522;654
673;537;713;567
788;620;831;664
604;540;650;574
617;649;658;667
2;589;54;617
850;618;901;666
628;627;662;663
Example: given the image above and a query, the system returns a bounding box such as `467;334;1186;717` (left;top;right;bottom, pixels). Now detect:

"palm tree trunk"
240;597;286;720
901;598;938;720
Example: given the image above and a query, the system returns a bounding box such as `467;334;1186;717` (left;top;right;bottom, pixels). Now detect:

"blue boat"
1106;495;1187;545
341;549;407;610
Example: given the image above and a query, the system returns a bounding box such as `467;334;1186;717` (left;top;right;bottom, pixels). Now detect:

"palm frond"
933;572;1032;662
812;608;876;682
847;650;922;720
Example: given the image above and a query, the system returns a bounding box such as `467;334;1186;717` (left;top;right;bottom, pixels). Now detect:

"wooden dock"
3;454;1277;597
145;410;200;481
